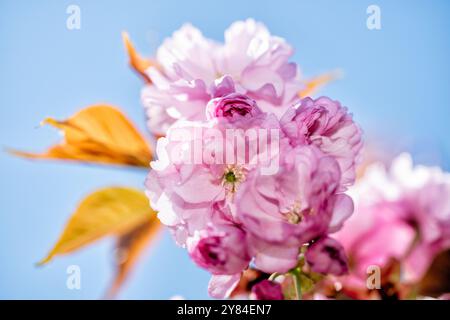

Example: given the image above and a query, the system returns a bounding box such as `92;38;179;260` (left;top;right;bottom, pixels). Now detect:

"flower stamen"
283;201;314;225
222;165;245;194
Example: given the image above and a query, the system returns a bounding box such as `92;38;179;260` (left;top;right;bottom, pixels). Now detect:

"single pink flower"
280;96;363;189
141;19;304;135
187;224;250;275
145;105;281;246
305;236;348;276
236;145;353;273
206;92;262;121
251;280;284;300
217;19;302;116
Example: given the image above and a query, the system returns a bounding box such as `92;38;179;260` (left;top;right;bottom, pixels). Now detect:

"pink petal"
208;274;241;299
328;194;354;233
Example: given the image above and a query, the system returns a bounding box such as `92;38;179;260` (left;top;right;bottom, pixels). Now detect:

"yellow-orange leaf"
106;217;162;298
11;105;152;167
299;70;342;98
38;187;157;265
122;32;159;83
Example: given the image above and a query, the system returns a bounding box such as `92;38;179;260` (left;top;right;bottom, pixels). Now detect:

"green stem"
292;269;302;300
268;272;280;281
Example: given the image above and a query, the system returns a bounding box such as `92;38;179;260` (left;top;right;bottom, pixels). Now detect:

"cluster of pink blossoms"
141;19;305;136
334;154;450;297
144;20;363;298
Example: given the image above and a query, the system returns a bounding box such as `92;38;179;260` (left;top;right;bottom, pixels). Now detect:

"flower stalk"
291;268;302;300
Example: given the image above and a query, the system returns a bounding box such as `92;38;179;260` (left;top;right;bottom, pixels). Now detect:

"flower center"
283;201;302;224
224;171;237;183
223;104;251;117
222;165;245;194
285;211;303;224
283;200;313;225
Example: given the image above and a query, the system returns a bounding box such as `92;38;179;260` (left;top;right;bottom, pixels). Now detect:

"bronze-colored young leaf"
38;187;156;265
11;105;152;167
122;32;159;83
299;70;342;98
106;217;162;298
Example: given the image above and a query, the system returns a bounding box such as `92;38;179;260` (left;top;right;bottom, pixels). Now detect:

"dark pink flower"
305;236;349;276
187;224;250;275
206;92;262;121
281;97;363;189
251;280;284;300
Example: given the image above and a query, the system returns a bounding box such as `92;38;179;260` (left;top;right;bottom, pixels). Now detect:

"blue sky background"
1;0;449;299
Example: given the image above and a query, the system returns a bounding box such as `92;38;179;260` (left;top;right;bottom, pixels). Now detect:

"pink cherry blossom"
305;236;348;276
334;153;450;287
236;145;354;273
206;92;262;121
280;96;363;189
145;103;282;246
216;19;302;117
141;19;304;135
250;280;284;300
144;85;361;297
187;224;250;275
